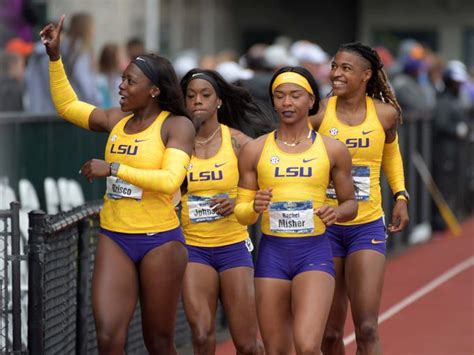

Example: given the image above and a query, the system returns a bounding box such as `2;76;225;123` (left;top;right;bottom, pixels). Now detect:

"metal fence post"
27;210;47;355
76;218;92;355
9;202;22;352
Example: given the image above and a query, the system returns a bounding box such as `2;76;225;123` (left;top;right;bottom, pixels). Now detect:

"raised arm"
41;15;124;133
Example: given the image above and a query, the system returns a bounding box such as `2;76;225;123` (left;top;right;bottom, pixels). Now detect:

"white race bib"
187;194;228;223
326;165;370;201
269;200;314;234
106;176;143;200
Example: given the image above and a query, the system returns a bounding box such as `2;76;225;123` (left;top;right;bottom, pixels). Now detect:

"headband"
131;56;160;87
271;72;314;95
187;72;221;96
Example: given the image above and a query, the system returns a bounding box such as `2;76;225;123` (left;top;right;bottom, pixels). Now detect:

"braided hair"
338;42;403;123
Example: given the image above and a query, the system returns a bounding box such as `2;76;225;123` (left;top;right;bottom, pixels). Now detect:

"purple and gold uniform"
254;130;335;279
181;124;253;271
319;96;387;256
100;110;185;261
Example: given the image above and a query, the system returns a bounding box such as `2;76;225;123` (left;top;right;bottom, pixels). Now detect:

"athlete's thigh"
139;241;188;331
292;271;335;347
326;257;349;330
182;262;219;329
92;234;139;333
220;266;258;341
345;249;385;323
255;278;293;353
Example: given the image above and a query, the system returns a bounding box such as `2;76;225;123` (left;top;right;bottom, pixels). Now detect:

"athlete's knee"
143;331;175;354
234;338;263;355
294;338;322;355
323;326;344;346
96;328;126;352
191;325;216;348
355;320;379;344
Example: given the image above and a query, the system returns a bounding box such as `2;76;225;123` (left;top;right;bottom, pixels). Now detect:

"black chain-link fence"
0;202;25;354
27;202;221;354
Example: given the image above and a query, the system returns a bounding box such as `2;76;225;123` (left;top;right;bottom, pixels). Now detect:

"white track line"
343;256;474;346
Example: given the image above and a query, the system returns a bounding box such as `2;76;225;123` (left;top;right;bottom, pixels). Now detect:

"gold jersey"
319;96;385;225
181;125;248;246
100;110;180;233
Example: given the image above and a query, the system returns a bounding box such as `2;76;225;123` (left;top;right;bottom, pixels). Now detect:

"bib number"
269;200;314;234
106;176;143;200
326;165;370;201
187;194;228;223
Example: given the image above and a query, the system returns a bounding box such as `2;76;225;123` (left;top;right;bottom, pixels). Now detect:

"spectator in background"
62;12;100;106
240;43;278;124
96;43;125;108
391;42;434;116
0;0;34;44
0;50;25;111
290;40;331;97
432;60;470;230
126;37;145;62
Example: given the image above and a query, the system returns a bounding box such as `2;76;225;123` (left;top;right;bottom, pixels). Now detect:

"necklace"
195;125;221;145
276;129;312;147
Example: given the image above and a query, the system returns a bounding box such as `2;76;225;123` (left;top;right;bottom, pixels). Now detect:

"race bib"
106;176;143;200
326;165;370;201
269;200;314;234
187;194;228;223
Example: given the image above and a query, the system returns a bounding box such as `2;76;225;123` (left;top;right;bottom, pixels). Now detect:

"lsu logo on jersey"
189;170;223;182
274;166;312;177
345;138;369;148
109;144;138;155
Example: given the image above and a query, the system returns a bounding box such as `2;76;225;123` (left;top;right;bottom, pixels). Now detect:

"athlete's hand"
388;199;409;233
315;205;338;226
253;188;272;213
39;14;65;61
210;196;235;217
79;159;111;183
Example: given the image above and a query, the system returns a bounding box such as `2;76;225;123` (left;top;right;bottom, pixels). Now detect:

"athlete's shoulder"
228;127;252;154
320;133;347;154
310;97;330;130
372;99;399;129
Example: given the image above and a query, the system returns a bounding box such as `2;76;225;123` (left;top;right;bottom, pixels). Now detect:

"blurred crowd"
1;10;473;229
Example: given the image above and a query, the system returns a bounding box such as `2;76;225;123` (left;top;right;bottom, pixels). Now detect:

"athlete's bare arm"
309;97;329;130
319;135;358;225
374;100;400;143
237;135;272;213
162;115;195;155
229;128;252;155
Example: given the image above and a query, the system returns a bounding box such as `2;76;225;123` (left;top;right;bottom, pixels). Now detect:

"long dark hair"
181;68;274;138
337;42;403;123
268;66;320;116
135;54;190;118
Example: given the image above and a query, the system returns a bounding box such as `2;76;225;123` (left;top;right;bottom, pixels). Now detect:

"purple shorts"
255;234;335;280
186;240;254;273
325;217;387;258
100;226;185;264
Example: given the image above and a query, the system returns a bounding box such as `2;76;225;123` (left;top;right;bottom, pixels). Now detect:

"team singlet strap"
234;188;259;225
117;148;190;195
49;58;95;130
271;72;314;95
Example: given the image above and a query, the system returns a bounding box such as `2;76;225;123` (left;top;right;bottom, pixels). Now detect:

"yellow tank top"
181;124;248;247
319;96;385;225
257;131;330;237
100;110;180;233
